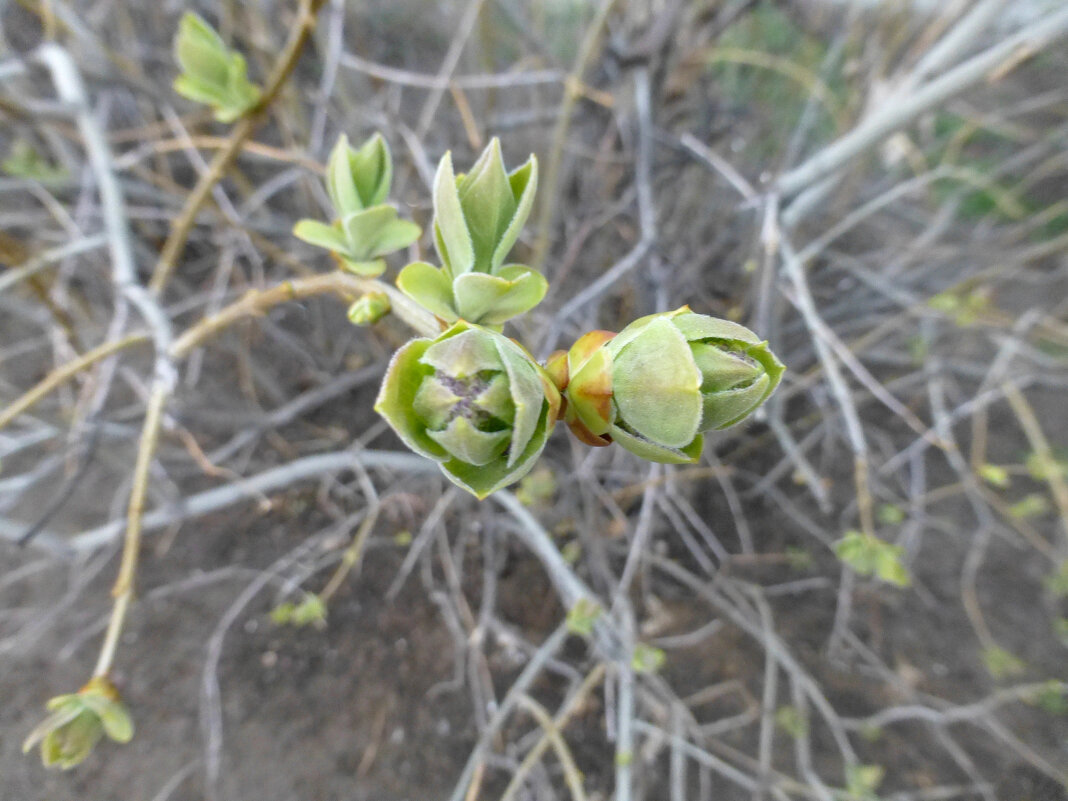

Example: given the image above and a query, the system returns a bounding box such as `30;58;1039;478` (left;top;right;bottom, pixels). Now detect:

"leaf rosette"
548;307;785;463
397;139;546;326
375;321;560;498
293;134;421;277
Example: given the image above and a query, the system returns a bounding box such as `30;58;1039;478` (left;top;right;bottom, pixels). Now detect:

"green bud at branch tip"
560;307;784;462
375;321;560;499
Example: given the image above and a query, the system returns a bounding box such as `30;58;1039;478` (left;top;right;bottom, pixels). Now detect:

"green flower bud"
560;307;784;463
292;134;420;277
375;321;560;499
23;676;134;770
347;292;391;326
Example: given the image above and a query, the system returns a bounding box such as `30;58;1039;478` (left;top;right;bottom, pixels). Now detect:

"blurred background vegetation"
0;1;1066;799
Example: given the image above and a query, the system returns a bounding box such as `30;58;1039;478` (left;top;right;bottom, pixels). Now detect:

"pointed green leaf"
427;416;511;466
396;261;458;321
442;404;552;499
223;53;260;112
174;13;230;88
433;152;475;277
494;337;544;466
340;206;395;254
41;711;103;770
173;12;259;122
458;139;516;273
23;706;81;755
327;134;363;217
172;75;231;108
292;219;351;254
338;207;419;260
672;309;764;345
79;695;133;744
350;132;392;208
44;695;81;713
701;375;772;430
421;326;504;376
690;343;764;391
480;265;547;323
370;218;421;257
492;155;537;271
412;375;463;429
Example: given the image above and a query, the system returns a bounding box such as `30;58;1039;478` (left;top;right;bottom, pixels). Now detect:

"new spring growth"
348;292;391;326
172;12;261;123
375;321;560;499
397;139;547;327
22;676;133;770
546;307;785;463
293;134;421;277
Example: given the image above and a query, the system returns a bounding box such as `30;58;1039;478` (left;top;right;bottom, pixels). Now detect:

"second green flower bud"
549;307;784;463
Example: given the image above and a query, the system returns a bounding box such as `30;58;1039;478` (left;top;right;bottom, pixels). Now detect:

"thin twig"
0;332;149;432
531;0;621;271
777;6;1068;198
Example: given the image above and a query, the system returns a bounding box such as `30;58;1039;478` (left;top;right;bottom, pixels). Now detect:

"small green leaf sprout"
270;594;328;628
834;531;910;587
630;643;666;674
982;645;1025;680
566;598;603;637
844;763;885;800
172;12;261;123
347;291;391;326
22;676;133;770
293;134;421;277
2;140;68;183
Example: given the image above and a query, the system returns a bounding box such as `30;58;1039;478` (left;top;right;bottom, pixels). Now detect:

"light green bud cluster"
172;12;261;123
277;125;783;496
397;139;546;327
293;134;421;276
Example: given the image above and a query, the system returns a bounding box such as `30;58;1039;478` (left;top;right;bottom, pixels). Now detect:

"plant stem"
93;385;167;677
148;0;328;294
0;333;149;432
530;0;620;272
171;272;440;359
